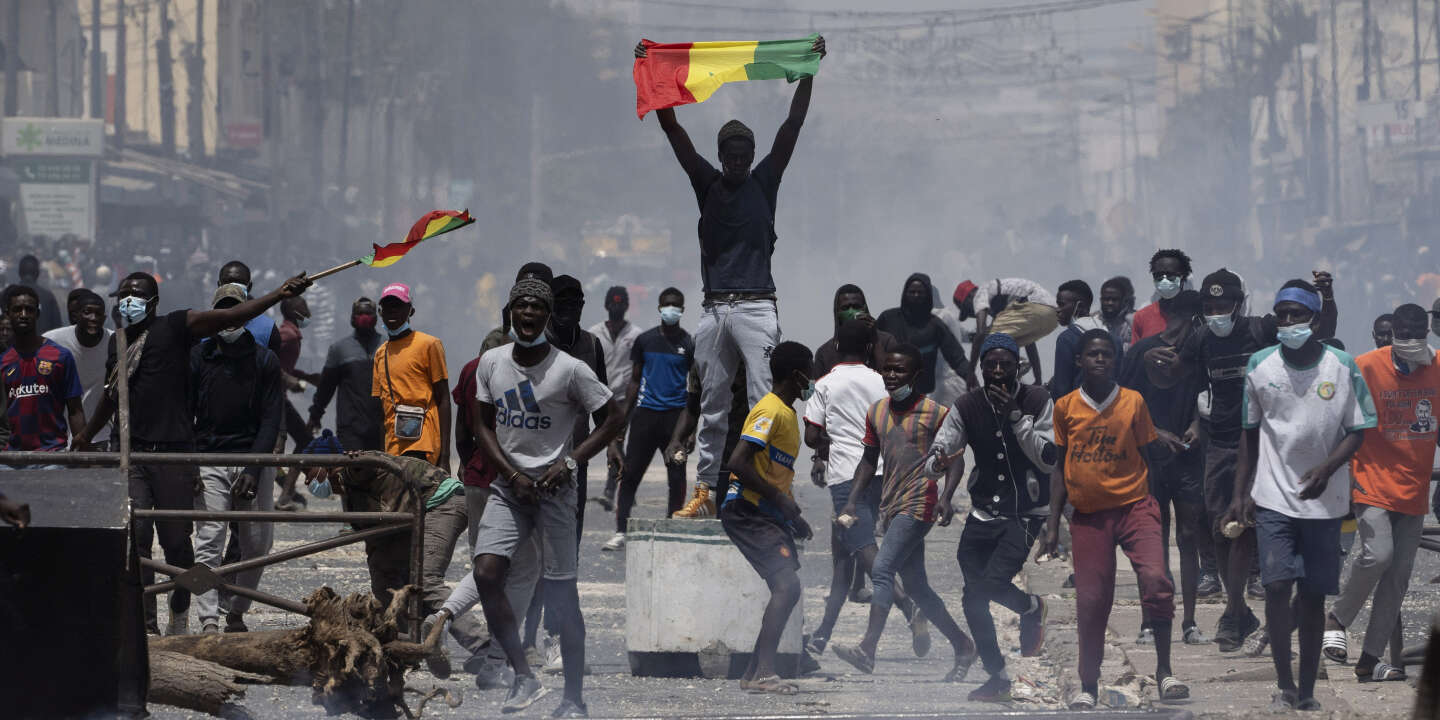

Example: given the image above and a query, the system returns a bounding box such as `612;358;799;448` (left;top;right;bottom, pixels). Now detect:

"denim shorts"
1255;507;1342;596
829;478;881;556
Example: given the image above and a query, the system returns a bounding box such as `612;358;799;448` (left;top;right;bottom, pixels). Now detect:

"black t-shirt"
691;155;782;294
107;309;196;446
873;310;969;395
1120;334;1204;462
1181;315;1277;446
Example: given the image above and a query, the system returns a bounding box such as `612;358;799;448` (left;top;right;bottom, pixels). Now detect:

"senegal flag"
361;210;474;268
634;34;822;119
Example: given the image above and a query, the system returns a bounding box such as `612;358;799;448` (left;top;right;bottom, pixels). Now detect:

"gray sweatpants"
1330;503;1424;658
193;466;275;625
694;298;780;488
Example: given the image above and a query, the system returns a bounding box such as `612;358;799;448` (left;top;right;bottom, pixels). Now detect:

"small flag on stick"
308;210;476;282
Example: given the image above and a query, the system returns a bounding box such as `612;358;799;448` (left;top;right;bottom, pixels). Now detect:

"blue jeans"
866;513;970;653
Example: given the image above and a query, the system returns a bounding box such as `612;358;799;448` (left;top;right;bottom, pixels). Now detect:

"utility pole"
47;0;59;115
114;0;126;147
157;0;176;155
337;0;355;188
6;0;20;116
1361;0;1372;100
142;0;149;134
90;0;102;118
1330;0;1341;221
1415;0;1423;101
187;0;204;159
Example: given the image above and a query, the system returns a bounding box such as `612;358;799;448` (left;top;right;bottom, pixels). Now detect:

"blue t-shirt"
631;326;694;411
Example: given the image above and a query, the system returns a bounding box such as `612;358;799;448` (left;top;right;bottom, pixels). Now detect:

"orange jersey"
1054;385;1158;513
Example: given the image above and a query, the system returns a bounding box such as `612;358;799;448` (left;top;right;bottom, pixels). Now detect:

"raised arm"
187;273;311;339
768;36;825;175
1313;270;1338;339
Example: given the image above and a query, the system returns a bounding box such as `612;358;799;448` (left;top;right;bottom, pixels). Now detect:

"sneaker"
1062;573;1076;589
224;612;248;633
910;609;931;658
1069;691;1097;710
542;634;564;675
1243;626;1270;657
1238;607;1261;642
472;653;514;690
1019;596;1047;657
832;643;875;674
943;646;977;683
166;612;189;636
671;484;715;519
502;674;549;713
202;622;221;634
421;611;453;679
1182;622;1210;644
601;533;626;552
1196;572;1222;598
968;675;1012;702
1136;627;1155;645
551;698;588;718
1214;613;1239;651
1246;574;1265;600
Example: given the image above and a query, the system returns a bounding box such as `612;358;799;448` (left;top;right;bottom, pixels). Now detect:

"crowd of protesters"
0;33;1437;718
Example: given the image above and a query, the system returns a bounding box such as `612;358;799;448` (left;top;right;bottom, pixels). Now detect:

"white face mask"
1155;276;1182;299
659;305;683;325
217;327;245;344
1392;338;1434;365
1205;313;1235;337
889;384;913;402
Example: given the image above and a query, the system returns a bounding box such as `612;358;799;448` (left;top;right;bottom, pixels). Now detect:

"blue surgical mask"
890;384;914;402
217;327;245;344
1155;277;1182;299
307;478;332;499
295;316;311;329
508;326;549;348
117;296;149;326
1277;323;1313;349
1205;313;1235;338
800;379;815;402
659;306;683;326
387;321;411;338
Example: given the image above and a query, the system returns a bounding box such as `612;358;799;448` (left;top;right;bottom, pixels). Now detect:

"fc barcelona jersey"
2;339;83;451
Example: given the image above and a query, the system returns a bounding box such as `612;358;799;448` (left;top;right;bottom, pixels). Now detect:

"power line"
609;0;1146;35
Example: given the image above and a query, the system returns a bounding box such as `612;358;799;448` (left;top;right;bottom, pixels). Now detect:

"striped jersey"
2;339;83;451
863;395;949;522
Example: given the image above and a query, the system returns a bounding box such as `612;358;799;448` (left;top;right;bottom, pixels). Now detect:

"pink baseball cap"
379;283;412;304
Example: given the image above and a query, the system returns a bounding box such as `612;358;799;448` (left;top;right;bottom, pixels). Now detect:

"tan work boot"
672;484;715;518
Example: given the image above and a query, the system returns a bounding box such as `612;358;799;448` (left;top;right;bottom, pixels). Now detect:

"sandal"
744;674;798;695
832;644;875;674
1357;662;1407;683
1158;675;1190;701
943;651;977;683
1069;691;1096;710
1322;628;1348;663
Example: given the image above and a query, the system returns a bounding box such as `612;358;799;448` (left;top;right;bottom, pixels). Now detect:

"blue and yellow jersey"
725;392;799;516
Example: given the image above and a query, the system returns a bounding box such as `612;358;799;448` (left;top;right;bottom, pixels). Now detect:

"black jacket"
190;332;284;479
946;383;1056;517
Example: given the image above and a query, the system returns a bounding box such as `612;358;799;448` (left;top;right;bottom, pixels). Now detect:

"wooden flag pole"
308;259;364;282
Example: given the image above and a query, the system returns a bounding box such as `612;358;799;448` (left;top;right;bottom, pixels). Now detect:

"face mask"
307;477;332;499
508;326;549;348
1277;323;1313;349
1205;313;1235;337
117;296;149;326
354;314;377;330
387;321;411;338
890;384;914;402
838;307;864;323
295;316;311;329
659;306;683;325
1392;338;1434;365
217;327;245;344
800;379;815;402
1155;277;1182;299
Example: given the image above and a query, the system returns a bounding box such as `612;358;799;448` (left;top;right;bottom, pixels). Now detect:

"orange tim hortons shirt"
1350;347;1440;516
372;330;449;463
1054;385;1158;513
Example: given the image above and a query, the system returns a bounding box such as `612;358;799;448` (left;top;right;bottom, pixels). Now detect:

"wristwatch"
1008;409;1023;423
563;456;578;474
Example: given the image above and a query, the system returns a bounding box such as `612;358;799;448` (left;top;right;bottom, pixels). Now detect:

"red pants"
1072;495;1174;686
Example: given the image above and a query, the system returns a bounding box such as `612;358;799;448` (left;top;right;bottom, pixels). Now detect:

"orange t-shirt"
1054;384;1158;513
371;330;449;462
1349;347;1440;515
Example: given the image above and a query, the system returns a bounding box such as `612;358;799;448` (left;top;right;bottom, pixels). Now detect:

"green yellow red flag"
633;35;822;119
361;210;474;268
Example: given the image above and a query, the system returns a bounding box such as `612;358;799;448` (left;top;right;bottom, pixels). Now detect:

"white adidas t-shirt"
1242;344;1377;519
804;362;888;486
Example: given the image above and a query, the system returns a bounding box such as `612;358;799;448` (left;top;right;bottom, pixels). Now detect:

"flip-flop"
1322;629;1348;663
745;675;799;695
943;649;978;683
1069;691;1096;710
832;644;875;674
1357;662;1407;683
1159;675;1190;701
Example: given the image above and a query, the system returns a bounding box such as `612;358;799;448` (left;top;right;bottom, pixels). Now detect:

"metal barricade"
0;450;427;641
